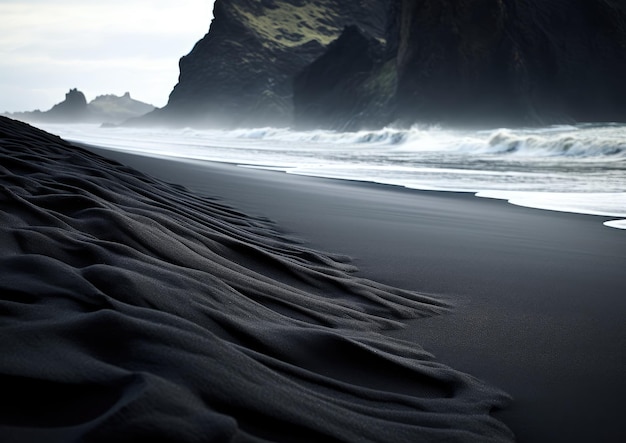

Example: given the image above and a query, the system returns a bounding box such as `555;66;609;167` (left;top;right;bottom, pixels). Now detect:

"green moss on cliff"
233;1;347;47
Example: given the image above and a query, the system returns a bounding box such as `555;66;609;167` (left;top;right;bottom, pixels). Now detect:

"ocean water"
38;123;626;230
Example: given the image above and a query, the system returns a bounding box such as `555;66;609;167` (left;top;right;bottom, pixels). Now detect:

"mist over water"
38;123;626;229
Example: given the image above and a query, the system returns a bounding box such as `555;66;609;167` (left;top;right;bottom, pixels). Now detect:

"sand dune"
0;117;513;441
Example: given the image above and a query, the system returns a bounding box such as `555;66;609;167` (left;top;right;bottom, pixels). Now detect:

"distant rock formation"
47;88;88;120
88;92;156;124
6;89;155;125
139;0;626;130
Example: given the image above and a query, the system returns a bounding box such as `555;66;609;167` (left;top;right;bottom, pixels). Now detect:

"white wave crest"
482;128;626;158
225;124;626;159
228;126;414;146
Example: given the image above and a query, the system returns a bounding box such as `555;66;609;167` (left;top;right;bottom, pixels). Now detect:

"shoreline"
75;140;623;228
73;138;626;231
82;144;626;442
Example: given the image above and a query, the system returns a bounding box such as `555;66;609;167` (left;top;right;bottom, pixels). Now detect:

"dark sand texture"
80;140;626;442
0;116;514;442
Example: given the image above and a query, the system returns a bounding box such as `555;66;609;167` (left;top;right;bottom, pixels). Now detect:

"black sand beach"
1;117;625;442
82;141;626;441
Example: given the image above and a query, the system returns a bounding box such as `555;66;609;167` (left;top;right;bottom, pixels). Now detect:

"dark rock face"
148;0;390;128
392;0;519;126
392;0;626;127
293;26;390;131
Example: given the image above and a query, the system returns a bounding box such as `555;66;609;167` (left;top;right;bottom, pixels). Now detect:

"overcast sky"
0;0;215;113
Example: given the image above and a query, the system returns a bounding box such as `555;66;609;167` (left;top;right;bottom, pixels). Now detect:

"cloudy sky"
1;0;215;113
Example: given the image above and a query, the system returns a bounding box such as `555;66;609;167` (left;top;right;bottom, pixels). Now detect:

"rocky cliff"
145;0;390;128
149;0;626;130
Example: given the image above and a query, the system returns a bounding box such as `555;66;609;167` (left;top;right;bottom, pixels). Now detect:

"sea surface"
37;122;626;230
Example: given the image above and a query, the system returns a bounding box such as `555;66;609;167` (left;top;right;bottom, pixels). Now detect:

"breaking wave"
479;128;626;158
229;124;626;159
230;126;411;145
